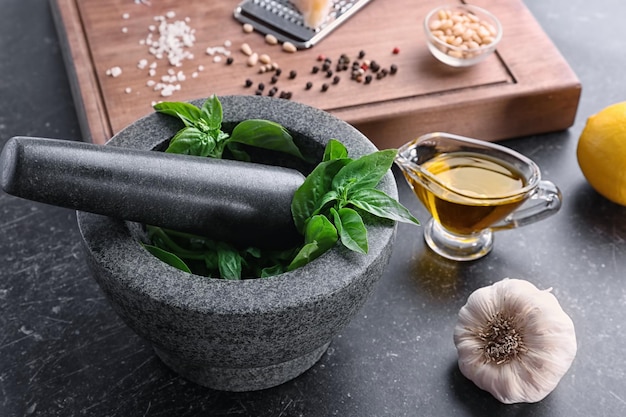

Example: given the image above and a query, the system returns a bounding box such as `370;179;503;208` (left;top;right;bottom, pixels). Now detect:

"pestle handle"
1;136;305;249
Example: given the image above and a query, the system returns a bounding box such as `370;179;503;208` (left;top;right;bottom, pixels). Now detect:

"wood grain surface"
50;0;581;146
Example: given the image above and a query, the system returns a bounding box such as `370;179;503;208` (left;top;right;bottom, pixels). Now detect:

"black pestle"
1;136;306;249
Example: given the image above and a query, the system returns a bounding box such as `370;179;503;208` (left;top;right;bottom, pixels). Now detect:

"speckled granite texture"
76;95;398;391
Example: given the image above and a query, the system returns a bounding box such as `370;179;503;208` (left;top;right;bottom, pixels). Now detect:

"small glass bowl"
424;4;502;67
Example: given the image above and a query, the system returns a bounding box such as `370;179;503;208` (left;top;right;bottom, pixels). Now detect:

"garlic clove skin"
454;278;577;404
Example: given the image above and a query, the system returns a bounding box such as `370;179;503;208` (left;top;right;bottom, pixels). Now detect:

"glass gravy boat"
395;133;562;261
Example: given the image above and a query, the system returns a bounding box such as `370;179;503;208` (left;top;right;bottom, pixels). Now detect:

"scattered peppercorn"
268;87;277;96
322;62;330;71
289;70;297;79
358;50;366;59
326;70;333;78
244;79;253;87
332;75;340;84
275;68;282;76
226;57;234;65
364;75;372;84
312;66;320;74
392;47;400;54
390;64;398;74
321;83;329;92
305;81;313;90
258;82;265;91
317;54;325;61
271;75;279;84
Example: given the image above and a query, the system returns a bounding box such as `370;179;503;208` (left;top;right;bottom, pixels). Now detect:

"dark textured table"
1;1;625;416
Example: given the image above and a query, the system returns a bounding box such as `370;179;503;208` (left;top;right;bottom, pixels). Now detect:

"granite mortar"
77;95;398;391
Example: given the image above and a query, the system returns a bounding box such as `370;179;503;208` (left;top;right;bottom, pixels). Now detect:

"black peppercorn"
305;81;313;90
321;83;329;92
390;64;398;74
244;79;253;87
289;70;297;79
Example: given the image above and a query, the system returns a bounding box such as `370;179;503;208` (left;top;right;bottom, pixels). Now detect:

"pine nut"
265;34;278;45
282;42;297;53
428;7;500;61
241;43;253;56
247;52;258;66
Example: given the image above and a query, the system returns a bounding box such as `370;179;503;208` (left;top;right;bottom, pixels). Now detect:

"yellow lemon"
576;102;626;206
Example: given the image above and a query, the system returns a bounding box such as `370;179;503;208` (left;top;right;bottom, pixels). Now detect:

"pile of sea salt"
106;9;233;100
138;11;198;98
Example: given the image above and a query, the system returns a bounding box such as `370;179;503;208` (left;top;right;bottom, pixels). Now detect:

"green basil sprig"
288;139;419;270
145;96;419;279
154;95;304;160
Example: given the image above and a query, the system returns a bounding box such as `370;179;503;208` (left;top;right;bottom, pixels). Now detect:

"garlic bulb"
453;278;577;404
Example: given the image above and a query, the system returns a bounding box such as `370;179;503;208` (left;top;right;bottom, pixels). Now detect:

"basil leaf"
304;214;339;247
200;95;223;131
332;149;397;195
229;119;305;160
288;215;338;271
310;190;340;218
323;139;348;162
261;264;286;278
288;241;320;271
154;101;202;128
143;244;192;273
331;207;368;254
211;130;232;159
291;158;350;233
146;226;207;260
349;188;420;225
217;244;242;280
225;142;251;162
203;251;219;272
165;127;216;157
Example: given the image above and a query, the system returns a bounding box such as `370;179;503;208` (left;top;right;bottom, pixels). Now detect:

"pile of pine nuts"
427;8;499;60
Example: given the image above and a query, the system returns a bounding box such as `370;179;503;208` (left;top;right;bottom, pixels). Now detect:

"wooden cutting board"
50;0;581;147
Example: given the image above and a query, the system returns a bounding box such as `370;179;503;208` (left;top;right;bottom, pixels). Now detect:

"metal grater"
233;0;374;49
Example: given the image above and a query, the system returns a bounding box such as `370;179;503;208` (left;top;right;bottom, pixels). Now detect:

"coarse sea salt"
106;66;123;77
145;12;196;67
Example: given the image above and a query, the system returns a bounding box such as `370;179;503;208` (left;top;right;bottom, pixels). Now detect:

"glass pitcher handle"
491;180;562;231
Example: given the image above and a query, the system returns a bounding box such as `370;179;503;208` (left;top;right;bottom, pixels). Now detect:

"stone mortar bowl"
76;95;398;391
